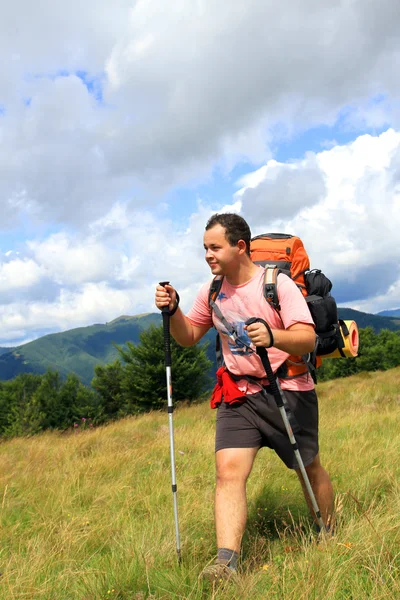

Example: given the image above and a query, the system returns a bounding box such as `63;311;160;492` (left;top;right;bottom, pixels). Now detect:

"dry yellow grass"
0;368;399;599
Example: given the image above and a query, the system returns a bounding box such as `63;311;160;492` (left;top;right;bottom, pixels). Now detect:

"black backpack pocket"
306;294;337;333
316;325;344;356
305;270;332;297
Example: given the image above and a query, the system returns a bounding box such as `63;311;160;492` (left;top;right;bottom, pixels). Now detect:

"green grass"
0;368;399;599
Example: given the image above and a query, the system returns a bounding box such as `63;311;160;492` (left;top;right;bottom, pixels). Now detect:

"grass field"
0;368;399;599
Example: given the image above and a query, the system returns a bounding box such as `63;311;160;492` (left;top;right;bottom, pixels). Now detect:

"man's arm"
155;283;210;346
270;323;315;354
170;307;210;346
244;273;316;354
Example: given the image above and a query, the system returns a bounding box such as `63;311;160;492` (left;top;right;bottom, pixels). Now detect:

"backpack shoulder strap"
263;266;281;311
210;270;281;310
208;275;234;333
208;275;226;369
208;275;224;306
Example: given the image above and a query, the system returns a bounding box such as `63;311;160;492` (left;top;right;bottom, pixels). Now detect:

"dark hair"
205;213;251;255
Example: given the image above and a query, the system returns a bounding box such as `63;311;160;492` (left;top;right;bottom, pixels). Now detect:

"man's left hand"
244;321;273;347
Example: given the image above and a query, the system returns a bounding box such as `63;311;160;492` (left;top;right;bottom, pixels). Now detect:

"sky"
1;0;400;346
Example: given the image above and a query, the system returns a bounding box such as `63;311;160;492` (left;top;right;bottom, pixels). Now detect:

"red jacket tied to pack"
210;367;247;409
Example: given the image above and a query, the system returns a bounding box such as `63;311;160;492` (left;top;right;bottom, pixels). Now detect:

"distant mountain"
0;309;398;386
0;314;161;386
376;308;400;318
338;308;400;332
0;347;13;357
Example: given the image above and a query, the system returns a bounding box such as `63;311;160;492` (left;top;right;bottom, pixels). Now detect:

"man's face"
203;224;240;276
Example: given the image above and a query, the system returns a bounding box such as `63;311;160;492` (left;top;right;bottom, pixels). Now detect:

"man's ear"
237;239;247;254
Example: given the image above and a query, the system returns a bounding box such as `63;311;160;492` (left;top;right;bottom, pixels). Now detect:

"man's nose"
205;248;214;259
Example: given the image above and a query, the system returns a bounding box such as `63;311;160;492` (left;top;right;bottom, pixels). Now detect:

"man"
155;213;334;580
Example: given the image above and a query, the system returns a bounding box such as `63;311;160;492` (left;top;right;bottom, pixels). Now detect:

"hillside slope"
0;314;161;385
338;307;400;331
0;347;12;356
0;368;399;598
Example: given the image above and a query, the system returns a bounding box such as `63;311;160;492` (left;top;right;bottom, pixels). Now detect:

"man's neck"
225;261;260;286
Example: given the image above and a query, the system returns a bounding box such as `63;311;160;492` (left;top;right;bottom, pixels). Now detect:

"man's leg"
201;446;258;581
214;446;259;553
295;453;334;526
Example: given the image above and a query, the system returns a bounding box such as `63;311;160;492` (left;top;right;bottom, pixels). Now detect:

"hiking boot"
314;523;335;544
201;559;237;585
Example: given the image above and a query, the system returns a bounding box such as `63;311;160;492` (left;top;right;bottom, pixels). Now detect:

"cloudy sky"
1;0;400;346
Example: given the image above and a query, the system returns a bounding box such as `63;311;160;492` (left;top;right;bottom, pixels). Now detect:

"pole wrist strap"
168;292;180;317
263;320;274;348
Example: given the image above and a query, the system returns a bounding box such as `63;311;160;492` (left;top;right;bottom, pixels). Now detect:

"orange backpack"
209;232;347;382
251;234;309;287
251;233;310;307
250;233;314;378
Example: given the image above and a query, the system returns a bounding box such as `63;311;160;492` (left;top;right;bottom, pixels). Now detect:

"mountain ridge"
376;308;400;318
0;313;161;385
0;308;399;386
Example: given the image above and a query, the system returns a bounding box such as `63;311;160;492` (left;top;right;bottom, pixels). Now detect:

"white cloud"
0;197;243;344
1;0;400;232
240;129;400;307
236;154;327;221
0;75;135;227
103;0;400;180
0;258;42;292
0;0;133;100
1;1;400;344
28;233;119;285
353;278;400;314
0;283;135;344
3;128;400;344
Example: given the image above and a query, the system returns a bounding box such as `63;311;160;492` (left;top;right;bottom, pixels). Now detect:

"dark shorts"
215;389;319;469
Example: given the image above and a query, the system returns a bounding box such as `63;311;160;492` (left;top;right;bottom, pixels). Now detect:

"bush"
0;371;103;438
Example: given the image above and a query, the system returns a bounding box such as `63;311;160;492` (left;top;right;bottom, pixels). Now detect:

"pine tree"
93;325;212;415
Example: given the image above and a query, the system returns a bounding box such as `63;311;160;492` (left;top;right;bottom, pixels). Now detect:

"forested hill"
0;308;399;386
0;315;161;385
338;308;400;331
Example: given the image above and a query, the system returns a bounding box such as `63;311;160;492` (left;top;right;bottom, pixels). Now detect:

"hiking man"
155;213;334;579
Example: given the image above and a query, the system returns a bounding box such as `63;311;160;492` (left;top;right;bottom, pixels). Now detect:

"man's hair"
205;213;251;256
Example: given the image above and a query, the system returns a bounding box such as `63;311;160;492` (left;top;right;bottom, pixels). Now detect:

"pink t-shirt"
187;267;315;392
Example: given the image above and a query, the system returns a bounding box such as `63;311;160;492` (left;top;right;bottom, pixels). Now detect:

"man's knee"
215;448;257;484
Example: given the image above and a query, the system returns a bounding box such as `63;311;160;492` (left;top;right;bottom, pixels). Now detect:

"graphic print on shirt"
213;304;254;356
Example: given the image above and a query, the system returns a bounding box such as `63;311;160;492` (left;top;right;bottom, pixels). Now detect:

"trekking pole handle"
159;281;172;367
159;281;171;314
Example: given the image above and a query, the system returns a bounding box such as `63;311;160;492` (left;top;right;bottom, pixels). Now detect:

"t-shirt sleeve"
186;280;214;328
277;274;315;329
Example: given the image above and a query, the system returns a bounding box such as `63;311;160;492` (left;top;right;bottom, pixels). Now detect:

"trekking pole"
159;282;182;563
246;317;327;535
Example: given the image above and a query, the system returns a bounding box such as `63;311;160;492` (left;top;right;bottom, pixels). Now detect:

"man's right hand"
155;283;177;313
